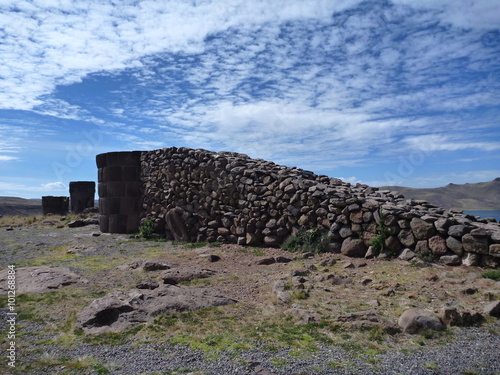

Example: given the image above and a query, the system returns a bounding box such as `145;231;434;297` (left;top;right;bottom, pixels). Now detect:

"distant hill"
380;178;500;210
0;197;42;216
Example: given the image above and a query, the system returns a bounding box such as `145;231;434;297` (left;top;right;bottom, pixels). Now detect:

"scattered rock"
275;256;292;263
285;306;321;322
399;248;416;261
207;254;221;262
439;255;461;266
136;281;159;290
336;310;397;332
439;306;484;327
398;309;445;334
0;266;88;294
161;267;216;285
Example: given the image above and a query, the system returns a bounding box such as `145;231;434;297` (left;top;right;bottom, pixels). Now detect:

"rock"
398;229;416;248
439;255;461;266
439;306;484;326
83;218;99;225
448;225;468;237
484;301;500;318
207;254;221;262
76;285;237;334
256;257;276;265
341;238;367;258
429;235;447;255
319;257;337;267
489;244;500;258
342;262;355;269
68;220;85;228
285;306;321;322
462;252;480;266
446;236;463;256
0;266;88;294
67;245;97;254
166;207;189;242
410;218;436;240
161;267;216;285
336;310;397;332
462;234;489;254
398;309;445;334
264;235;280;247
275;256;292;263
136;281;159;290
399;248;416;261
143;261;170;271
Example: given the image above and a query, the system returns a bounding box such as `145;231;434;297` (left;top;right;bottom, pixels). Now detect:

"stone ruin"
69;181;96;213
42;196;69;216
96;147;500;268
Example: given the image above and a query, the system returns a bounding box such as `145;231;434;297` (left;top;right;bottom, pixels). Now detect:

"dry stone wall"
135;147;500;268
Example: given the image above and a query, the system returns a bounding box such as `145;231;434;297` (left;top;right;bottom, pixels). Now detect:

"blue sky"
0;0;499;199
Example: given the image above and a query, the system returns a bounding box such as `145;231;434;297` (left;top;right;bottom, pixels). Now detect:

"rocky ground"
0;215;499;375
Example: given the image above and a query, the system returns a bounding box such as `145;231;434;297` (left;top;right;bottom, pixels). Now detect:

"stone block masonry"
96;151;142;233
42;196;69;216
69;181;95;213
96;147;500;268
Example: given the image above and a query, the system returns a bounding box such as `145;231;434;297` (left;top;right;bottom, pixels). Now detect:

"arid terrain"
0;214;499;375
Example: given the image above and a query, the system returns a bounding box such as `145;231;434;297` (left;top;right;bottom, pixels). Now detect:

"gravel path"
7;323;500;375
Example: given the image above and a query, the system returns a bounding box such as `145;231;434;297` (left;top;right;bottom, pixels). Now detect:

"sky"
0;0;499;199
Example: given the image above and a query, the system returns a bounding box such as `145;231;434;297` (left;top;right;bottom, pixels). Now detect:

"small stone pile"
136;147;500;268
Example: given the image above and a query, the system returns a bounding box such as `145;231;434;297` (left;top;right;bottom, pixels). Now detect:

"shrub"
281;227;330;254
369;212;391;257
482;270;500;281
139;218;155;239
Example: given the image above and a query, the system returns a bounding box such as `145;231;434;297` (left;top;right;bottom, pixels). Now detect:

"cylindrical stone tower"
69;181;96;213
42;196;69;215
96;151;143;233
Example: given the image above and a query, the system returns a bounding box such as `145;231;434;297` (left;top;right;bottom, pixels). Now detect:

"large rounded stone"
341;238;368;258
398;309;445;334
429;235;447;255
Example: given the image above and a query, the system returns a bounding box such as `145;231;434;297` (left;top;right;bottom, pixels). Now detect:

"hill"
0;196;42;216
380;178;500;210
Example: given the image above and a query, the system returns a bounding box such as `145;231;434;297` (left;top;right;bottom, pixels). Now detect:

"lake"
463;210;500;222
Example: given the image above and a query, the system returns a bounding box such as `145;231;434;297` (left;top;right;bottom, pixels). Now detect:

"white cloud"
0;155;18;162
41;182;66;190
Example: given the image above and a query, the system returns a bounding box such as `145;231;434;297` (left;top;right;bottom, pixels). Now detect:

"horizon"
1;0;499;199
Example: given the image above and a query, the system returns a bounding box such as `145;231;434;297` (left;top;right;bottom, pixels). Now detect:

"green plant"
281;227;329;254
482;270;500;281
139;218;155;239
369;212;391;257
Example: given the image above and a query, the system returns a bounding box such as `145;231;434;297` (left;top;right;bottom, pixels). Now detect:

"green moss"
482;270;500;281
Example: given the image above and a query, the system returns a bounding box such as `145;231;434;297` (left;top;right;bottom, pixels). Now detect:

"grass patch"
83;325;144;346
482;270;500;282
281;227;329;254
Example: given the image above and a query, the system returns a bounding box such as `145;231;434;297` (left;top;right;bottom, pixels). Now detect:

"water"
463;210;500;222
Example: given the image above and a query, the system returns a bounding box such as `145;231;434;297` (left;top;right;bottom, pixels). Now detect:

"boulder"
439;255;461;266
446;236;463;256
398;309;445;334
410;218;436;240
484;301;500;318
0;266;88;294
76;285;237;334
429;235;447;255
341;238;367;258
166;207;189;242
462;234;489;254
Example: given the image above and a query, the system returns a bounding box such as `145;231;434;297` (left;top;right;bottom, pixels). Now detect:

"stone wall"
96;147;500;267
137;147;499;268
